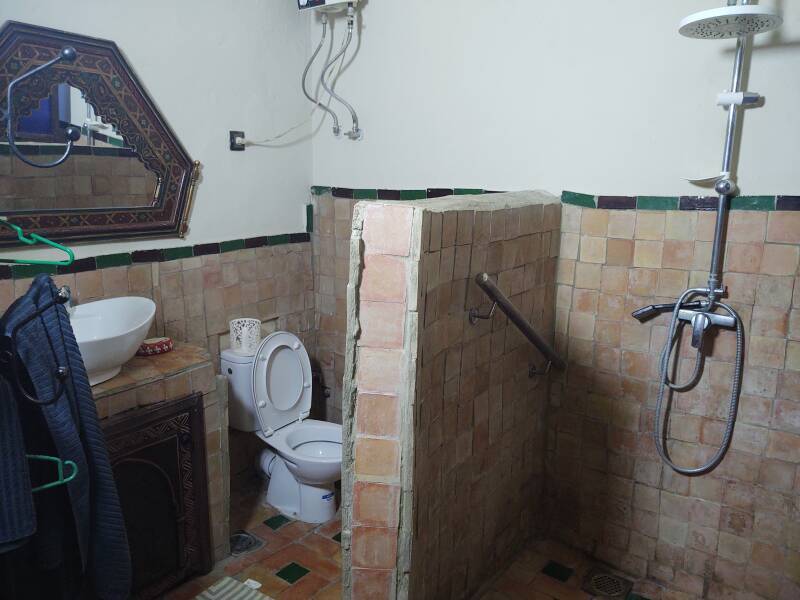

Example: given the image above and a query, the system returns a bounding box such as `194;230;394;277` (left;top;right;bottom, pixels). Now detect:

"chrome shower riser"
639;0;783;476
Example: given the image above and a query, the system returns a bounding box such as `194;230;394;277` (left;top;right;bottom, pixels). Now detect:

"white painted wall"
310;0;800;196
1;0;313;259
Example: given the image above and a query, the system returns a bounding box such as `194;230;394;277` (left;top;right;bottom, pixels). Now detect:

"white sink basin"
70;296;156;386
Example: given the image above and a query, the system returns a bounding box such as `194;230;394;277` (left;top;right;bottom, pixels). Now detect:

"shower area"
324;3;800;599
329;186;800;599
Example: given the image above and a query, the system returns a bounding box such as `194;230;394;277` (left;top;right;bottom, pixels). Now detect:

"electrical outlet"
229;131;245;151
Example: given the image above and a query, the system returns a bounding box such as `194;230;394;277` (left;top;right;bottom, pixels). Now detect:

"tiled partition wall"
309;187;500;425
310;192;354;424
550;197;800;599
339;191;561;599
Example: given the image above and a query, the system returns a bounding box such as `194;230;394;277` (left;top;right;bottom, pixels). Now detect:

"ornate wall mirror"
0;21;200;245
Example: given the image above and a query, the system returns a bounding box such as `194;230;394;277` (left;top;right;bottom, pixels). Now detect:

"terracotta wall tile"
761;244;800;276
607;239;634;267
353;481;401;528
356;393;400;438
354;437;400;479
361;254;407;303
580;236;607;264
635;212;666;241
633;240;663;269
767;212;800;244
356;348;403;394
359;301;405;349
363;204;413;256
665;212;698;241
608;211;636;239
351;526;399;569
581;209;609;237
351;568;394;599
729;212;767;243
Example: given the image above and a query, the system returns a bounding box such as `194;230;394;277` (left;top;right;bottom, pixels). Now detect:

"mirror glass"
0;83;160;212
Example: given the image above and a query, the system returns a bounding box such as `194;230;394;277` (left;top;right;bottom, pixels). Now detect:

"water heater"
298;0;357;13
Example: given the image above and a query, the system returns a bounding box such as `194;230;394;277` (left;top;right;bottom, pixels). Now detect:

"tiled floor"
165;478;342;600
480;540;665;600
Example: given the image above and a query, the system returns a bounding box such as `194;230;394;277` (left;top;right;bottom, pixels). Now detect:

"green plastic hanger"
0;217;74;266
26;454;78;493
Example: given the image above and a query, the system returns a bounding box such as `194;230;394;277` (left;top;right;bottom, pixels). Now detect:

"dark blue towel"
0;275;131;599
0;377;35;551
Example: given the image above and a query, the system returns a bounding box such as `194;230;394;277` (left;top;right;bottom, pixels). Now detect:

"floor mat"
195;577;273;600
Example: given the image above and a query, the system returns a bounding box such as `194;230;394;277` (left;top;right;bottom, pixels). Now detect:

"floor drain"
582;567;632;598
229;531;263;556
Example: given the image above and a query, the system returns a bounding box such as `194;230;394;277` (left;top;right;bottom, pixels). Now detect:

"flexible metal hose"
653;289;744;476
302;17;341;135
320;16;361;138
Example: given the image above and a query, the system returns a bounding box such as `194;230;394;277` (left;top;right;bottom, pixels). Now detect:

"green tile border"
561;191;786;212
399;189;427;201
219;239;245;253
11;264;58;279
95;252;132;269
636;196;679;211
163;246;194;261
310;186;493;199
354;189;378;200
1;230;312;281
731;195;774;211
267;234;290;246
561;191;596;208
310;185;798;213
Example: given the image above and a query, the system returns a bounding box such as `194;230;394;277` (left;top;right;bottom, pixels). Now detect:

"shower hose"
654;288;744;476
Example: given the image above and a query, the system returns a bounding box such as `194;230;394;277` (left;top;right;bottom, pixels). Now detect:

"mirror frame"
0;21;200;246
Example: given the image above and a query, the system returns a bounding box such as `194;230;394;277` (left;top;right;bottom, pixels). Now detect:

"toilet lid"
251;331;312;436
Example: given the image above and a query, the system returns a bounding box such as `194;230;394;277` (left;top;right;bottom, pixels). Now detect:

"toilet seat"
251;331;312;438
256;420;341;463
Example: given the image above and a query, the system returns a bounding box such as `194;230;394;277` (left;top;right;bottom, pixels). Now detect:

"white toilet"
222;331;342;523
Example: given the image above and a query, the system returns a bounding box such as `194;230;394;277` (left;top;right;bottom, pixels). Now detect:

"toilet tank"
221;349;259;432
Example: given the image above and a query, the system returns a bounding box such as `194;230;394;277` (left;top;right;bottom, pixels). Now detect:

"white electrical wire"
241;25;349;147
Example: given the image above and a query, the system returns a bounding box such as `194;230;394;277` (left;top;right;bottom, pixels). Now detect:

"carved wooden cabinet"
102;393;212;599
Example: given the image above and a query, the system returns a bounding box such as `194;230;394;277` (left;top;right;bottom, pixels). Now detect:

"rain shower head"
679;5;782;40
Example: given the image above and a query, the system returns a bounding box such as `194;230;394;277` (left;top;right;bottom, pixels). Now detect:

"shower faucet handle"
678;309;737;349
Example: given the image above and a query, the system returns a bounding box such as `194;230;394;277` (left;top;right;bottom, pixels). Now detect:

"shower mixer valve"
678;308;737;350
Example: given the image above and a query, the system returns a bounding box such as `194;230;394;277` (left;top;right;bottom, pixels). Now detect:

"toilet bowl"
222;331;342;523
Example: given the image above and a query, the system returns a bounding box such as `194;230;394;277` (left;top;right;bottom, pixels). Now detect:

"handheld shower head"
679;5;782;40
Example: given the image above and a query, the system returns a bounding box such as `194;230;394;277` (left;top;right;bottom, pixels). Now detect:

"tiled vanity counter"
92;344;230;563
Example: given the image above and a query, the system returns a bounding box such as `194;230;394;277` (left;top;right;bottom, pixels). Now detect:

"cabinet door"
103;393;213;599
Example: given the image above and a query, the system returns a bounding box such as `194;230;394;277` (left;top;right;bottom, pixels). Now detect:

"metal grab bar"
469;273;566;371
